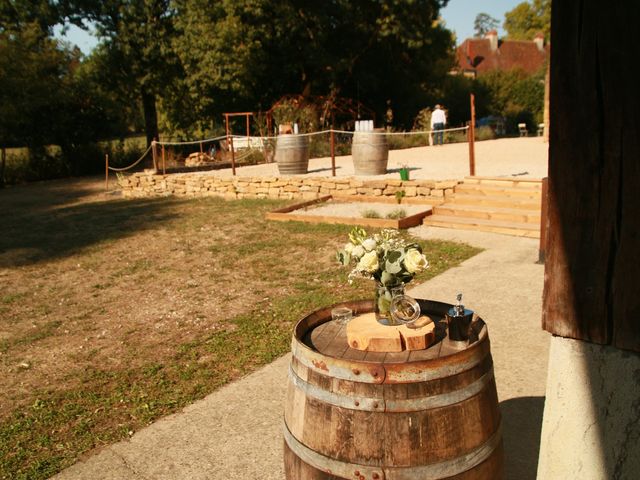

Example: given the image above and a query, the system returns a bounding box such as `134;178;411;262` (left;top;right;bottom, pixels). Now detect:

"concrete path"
54;227;549;480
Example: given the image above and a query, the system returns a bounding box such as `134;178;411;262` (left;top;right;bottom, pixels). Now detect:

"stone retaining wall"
118;171;459;203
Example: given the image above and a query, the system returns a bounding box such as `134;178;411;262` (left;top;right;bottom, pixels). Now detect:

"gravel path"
210;136;548;180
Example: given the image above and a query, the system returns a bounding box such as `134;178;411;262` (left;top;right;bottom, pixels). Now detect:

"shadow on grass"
500;396;545;480
0;195;182;267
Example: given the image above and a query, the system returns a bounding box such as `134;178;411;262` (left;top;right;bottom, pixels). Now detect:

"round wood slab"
346;312;436;352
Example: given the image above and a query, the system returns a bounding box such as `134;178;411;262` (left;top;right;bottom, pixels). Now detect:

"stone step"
454;183;542;199
433;204;541;224
449;193;541;210
463;175;543;189
423;214;540;238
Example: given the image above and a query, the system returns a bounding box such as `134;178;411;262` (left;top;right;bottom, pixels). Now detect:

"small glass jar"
390;295;421;325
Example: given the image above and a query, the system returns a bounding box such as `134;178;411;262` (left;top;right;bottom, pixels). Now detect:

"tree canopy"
503;0;551;41
474;13;499;38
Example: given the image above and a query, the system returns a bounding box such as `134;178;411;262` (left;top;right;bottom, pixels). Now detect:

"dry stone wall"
117;171;459;203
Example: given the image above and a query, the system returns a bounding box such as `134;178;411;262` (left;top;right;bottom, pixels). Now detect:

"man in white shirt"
431;104;447;146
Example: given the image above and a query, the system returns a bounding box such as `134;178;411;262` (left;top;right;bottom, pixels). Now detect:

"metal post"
105;154;109;190
468;94;476;176
330;128;336;177
246;114;250;138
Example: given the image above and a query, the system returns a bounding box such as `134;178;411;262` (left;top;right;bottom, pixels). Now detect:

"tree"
68;0;182;146
477;68;545;133
474;13;499;37
171;0;454;131
503;0;551;41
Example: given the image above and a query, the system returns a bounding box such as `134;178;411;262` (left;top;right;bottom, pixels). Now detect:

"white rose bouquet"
336;227;429;287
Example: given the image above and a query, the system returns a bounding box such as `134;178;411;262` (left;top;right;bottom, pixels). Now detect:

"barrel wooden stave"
275;135;310;174
284;302;503;480
352;130;389;175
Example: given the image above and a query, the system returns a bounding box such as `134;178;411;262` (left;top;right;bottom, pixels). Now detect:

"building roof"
455;33;549;76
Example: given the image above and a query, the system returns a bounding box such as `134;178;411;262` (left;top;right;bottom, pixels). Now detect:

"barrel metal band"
284;421;502;480
291;340;384;383
383;339;490;383
289;365;494;412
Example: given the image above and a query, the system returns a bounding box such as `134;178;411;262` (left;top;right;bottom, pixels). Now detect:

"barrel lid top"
293;299;487;366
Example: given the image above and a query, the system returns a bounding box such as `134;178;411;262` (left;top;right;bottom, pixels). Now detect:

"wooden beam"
542;1;640;352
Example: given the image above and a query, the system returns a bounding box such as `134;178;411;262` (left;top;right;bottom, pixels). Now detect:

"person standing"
431;104;447;146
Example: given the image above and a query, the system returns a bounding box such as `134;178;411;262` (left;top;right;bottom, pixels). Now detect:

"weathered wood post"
538;177;548;264
151;139;158;171
537;2;640;478
468;93;476;176
330;128;336;177
1;147;7;187
161;144;166;175
105;154;109;190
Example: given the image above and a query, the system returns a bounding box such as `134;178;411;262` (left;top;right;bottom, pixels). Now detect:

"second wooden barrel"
283;299;503;480
352;130;389;175
275;135;310;174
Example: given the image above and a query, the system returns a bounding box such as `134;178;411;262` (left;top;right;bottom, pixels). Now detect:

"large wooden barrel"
284;299;503;480
352;130;389;175
275;135;310;174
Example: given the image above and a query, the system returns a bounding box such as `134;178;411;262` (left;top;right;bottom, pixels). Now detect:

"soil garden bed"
266;195;433;229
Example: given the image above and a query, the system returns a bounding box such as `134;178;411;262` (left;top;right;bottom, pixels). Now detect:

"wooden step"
455;183;542;199
423;214;540;238
449;193;541;210
433;204;541;224
463;176;543;189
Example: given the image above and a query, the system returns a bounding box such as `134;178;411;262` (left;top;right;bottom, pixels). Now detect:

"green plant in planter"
385;208;407;219
361;209;382;218
395;190;406;204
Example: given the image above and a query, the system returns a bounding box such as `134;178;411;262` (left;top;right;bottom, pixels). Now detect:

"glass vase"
374;282;405;325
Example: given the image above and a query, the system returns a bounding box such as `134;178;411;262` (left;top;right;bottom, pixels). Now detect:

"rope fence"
151;126;469;145
105;125;474;189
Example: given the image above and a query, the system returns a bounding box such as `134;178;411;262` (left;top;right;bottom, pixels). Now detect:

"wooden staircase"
423;176;543;238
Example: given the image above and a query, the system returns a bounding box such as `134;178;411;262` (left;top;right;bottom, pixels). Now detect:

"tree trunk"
141;89;159;147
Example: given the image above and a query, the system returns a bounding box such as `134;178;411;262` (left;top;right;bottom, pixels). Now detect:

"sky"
54;0;524;55
440;0;524;43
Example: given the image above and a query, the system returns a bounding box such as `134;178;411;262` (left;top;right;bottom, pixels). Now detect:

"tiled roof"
456;37;549;75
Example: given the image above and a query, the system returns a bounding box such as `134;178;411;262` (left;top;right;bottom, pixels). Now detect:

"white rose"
352;245;365;258
362;238;377;251
357;250;379;273
404;249;428;273
344;242;354;254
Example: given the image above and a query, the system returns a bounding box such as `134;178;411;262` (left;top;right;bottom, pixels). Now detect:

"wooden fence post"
468;93;476;176
161;144;166;175
105;154;109;190
1;147;6;187
151;139;158;171
331;129;336;177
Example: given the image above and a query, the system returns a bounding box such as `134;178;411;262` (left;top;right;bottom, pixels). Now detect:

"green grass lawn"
0;178;482;479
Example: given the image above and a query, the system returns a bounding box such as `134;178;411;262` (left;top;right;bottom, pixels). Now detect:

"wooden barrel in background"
275;135;310;174
283;299;503;480
352;130;389;175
